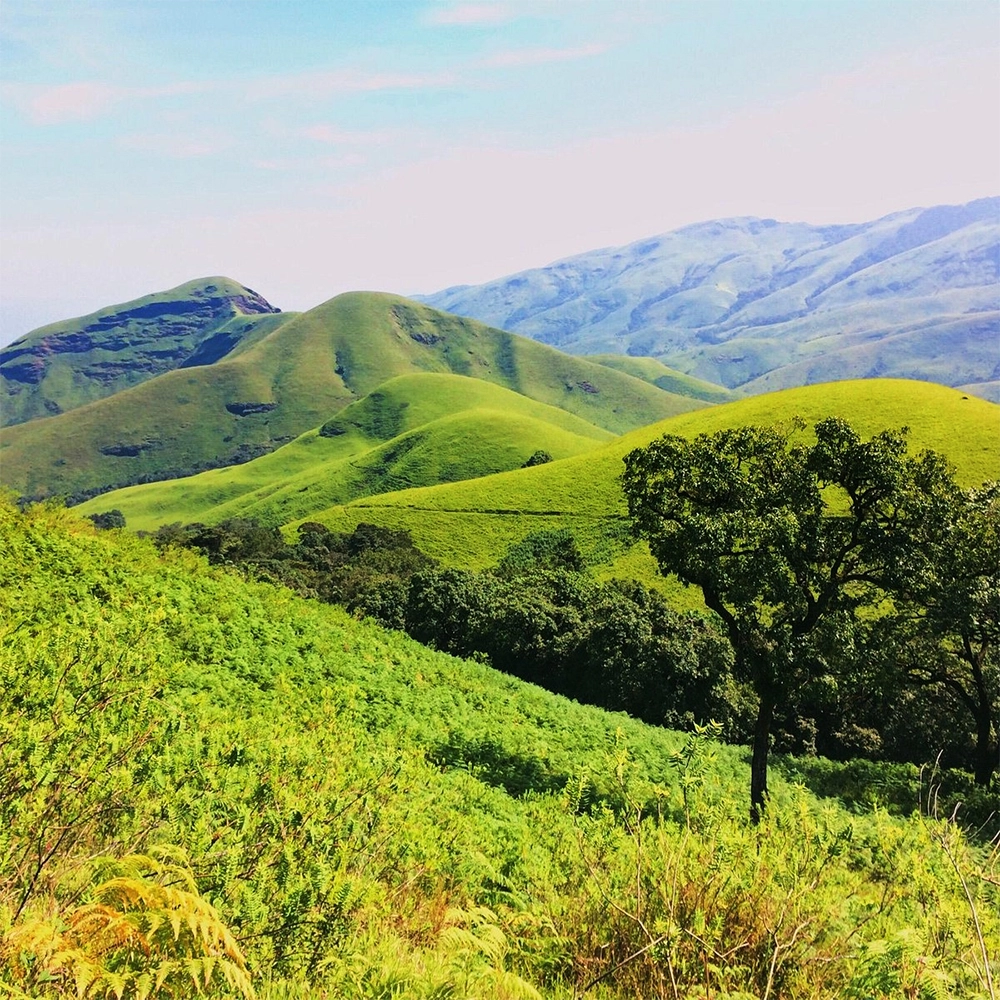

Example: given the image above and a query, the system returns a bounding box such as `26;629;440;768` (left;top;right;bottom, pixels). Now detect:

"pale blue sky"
1;0;998;342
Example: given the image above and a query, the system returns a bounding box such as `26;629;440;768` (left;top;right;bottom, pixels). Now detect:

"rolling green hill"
587;354;736;402
3;496;996;999
1;277;290;427
78;373;614;531
296;379;1000;575
0;292;708;502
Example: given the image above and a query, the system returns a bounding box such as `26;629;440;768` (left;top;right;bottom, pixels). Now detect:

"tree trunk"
750;693;775;825
973;707;997;787
964;640;997;787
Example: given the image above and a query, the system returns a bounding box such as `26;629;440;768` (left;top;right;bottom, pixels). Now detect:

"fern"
1;853;254;999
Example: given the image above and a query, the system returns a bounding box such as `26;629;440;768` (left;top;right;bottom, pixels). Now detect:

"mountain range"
0;288;709;502
2;199;997;515
419;197;1000;398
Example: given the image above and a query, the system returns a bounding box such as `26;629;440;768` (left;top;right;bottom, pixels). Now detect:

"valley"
2;204;998;1000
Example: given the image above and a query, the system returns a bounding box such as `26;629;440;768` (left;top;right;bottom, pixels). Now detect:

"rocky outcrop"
1;278;283;426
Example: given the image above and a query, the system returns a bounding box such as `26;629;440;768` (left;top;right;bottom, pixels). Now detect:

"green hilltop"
0;277;290;427
287;379;1000;574
78;373;615;531
587;353;737;402
0;292;708;502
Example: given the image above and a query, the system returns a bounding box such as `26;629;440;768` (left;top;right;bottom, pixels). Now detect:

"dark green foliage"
521;449;553;468
87;509;126;530
622;417;966;820
151;517;434;624
154;518;286;567
862;481;1000;785
401;565;742;733
494;528;583;576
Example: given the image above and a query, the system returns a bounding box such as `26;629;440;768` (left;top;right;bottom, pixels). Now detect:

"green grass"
301;379;1000;582
78;374;614;531
0;292;708;501
587;353;736;402
3;497;997;999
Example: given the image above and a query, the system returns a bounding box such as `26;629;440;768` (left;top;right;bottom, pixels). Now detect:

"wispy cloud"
2;66;454;127
426;3;513;27
481;43;608;69
300;124;395;145
252;153;367;172
244;68;456;100
3;80;205;125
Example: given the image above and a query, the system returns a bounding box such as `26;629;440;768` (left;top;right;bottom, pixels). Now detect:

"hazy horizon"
2;0;998;345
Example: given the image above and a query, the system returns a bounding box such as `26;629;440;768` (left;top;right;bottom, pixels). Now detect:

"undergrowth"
1;498;997;997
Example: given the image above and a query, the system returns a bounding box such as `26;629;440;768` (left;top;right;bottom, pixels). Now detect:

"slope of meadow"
2;498;996;999
0;293;706;502
79;374;614;531
301;379;1000;574
587;354;736;402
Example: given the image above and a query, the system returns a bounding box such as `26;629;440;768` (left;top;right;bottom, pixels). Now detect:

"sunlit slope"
587;354;735;402
0;292;706;500
1;277;288;427
9;500;994;997
303;379;1000;571
79;374;613;530
242;293;708;433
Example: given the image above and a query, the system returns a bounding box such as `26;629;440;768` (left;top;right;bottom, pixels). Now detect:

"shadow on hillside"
773;753;1000;840
427;732;569;799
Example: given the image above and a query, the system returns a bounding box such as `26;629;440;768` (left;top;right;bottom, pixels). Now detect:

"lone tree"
622;417;957;822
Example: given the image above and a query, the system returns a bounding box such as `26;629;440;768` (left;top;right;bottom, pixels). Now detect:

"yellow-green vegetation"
78;374;614;532
0;293;706;502
588;354;736;402
2;498;997;998
305;380;1000;577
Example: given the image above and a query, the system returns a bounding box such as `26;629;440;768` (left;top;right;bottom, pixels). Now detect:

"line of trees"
137;435;998;821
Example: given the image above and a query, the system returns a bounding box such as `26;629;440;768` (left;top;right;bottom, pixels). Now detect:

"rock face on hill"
419;198;1000;397
1;278;284;426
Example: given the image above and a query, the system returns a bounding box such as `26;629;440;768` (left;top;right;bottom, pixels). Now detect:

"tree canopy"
622;417;965;820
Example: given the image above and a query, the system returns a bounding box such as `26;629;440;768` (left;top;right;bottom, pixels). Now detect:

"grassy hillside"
3;498;996;999
587;353;735;402
79;374;614;531
0;293;707;502
1;277;289;427
300;380;1000;576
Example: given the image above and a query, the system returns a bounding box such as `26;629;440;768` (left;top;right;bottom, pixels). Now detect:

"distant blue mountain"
419;198;1000;398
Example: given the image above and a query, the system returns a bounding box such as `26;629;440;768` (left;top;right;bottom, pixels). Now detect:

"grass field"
3;497;996;999
78;374;614;530
1;293;708;501
588;353;737;402
300;379;1000;580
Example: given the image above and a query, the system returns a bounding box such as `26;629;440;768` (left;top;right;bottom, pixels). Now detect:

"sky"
1;0;998;344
